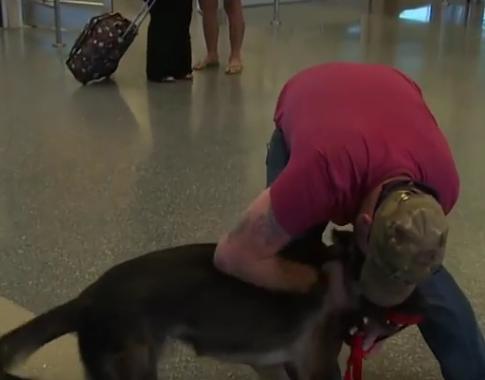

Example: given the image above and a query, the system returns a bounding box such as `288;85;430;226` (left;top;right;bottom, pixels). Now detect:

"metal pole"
271;0;280;26
52;0;65;47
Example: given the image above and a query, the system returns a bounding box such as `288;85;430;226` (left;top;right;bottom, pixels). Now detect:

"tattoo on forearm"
262;207;285;244
229;207;285;248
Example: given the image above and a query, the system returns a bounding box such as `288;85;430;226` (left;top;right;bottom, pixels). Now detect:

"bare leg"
224;0;245;74
253;365;291;380
194;0;220;70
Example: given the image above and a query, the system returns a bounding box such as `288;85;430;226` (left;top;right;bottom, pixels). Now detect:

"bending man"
214;62;485;380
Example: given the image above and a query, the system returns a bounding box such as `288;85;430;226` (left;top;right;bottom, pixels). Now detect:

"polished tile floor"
1;0;485;379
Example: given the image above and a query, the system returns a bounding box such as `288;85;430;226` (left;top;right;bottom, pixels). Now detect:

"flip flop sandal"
177;73;193;81
193;60;220;71
225;64;243;75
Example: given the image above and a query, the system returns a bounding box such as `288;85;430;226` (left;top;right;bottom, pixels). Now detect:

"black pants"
146;0;192;80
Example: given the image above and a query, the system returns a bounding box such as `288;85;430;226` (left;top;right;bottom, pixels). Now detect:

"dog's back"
3;231;424;380
77;242;332;360
1;239;345;380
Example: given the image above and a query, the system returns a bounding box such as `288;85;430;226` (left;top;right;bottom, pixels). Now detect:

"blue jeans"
265;128;485;380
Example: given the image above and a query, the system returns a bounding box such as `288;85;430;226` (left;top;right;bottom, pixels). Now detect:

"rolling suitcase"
66;0;155;85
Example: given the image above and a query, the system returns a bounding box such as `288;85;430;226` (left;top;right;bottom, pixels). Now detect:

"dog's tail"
0;299;82;380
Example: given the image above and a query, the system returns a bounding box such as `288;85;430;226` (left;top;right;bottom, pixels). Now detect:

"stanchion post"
52;0;65;47
271;0;280;26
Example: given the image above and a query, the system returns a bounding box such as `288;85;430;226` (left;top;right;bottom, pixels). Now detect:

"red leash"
344;333;366;380
343;312;424;380
386;311;423;326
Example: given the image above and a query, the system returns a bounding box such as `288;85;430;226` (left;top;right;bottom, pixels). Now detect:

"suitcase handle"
121;0;156;39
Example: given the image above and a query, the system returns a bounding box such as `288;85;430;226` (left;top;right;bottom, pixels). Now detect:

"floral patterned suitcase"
66;1;154;85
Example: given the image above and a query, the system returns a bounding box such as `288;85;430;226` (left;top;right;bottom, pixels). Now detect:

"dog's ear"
330;229;354;248
279;236;330;267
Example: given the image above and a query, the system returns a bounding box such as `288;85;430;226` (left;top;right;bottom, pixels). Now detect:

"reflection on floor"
1;0;485;379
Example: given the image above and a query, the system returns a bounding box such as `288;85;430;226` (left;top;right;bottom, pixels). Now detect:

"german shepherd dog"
0;230;423;380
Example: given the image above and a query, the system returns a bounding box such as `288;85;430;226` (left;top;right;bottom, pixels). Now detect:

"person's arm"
213;188;319;293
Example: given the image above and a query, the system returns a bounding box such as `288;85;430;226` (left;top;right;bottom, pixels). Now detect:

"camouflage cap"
360;187;448;307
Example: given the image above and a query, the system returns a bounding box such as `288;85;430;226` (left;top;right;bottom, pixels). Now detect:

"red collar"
343;311;423;380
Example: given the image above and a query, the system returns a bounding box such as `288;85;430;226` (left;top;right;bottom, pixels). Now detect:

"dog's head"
328;229;427;348
280;228;426;343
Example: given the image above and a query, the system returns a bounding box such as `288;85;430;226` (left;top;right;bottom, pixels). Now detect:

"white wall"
3;0;23;27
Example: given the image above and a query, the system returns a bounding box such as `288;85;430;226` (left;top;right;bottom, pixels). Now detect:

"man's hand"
214;189;319;293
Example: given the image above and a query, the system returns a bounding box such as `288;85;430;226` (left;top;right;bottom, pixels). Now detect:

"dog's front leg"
293;261;350;380
294;315;344;380
253;365;292;380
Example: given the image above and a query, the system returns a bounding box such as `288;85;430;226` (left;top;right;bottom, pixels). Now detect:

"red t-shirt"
270;62;460;236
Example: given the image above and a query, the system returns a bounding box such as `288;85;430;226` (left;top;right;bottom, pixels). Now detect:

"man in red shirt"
214;63;485;379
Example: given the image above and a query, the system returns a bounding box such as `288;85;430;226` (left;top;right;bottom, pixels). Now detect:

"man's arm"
213;188;319;293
